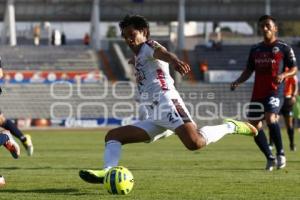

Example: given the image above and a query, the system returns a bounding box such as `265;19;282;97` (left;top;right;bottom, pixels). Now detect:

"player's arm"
292;76;298;98
230;68;254;91
294;78;298;97
128;56;135;65
275;66;297;84
276;46;298;83
153;46;190;75
290;76;298;104
231;48;255;91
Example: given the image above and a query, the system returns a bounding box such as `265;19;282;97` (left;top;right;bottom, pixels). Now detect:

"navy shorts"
247;95;284;120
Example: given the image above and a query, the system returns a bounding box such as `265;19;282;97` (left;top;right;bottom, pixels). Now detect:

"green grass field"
0;129;300;200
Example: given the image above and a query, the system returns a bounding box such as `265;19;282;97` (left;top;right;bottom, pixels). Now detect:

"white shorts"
132;90;194;142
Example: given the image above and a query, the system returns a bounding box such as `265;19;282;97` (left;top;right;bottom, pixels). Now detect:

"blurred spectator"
33;24;41;46
83;33;90;46
54;30;61;46
4;74;11;85
51;30;55;45
199;60;209;82
215;26;223;51
30;71;45;83
43;21;52;45
60;72;69;81
61;32;66;45
51;30;61;46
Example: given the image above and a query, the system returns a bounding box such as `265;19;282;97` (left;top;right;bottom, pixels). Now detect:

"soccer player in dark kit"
231;15;298;171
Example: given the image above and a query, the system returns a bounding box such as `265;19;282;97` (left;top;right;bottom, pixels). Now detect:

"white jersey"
134;40;176;102
131;41;195;141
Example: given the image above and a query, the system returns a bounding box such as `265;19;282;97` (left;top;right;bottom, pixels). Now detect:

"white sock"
103;140;122;169
199;122;235;145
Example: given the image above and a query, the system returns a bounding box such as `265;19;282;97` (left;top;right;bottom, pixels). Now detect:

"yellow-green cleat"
224;119;258;137
23;134;34;156
79;169;108;184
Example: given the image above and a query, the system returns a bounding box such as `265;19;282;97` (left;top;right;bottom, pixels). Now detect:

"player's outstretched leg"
224;119;258;136
2;131;20;159
177;119;257;150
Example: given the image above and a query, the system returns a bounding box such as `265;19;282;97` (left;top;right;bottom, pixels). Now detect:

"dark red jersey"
247;40;297;100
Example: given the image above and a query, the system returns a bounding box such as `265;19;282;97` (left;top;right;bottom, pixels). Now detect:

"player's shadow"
1;188;99;196
0;166;81;170
2;188;78;194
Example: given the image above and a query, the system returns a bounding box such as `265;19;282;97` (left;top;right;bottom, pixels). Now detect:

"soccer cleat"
265;158;276;171
3;132;20;159
290;144;296;152
22;134;34;156
79;169;108;184
224;119;258;136
276;155;286;169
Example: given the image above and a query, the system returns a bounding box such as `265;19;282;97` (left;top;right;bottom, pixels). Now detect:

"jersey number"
167;112;179;124
269;97;280;107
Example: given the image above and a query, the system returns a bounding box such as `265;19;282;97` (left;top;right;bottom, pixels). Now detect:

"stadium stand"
192;44;300;72
194;44;251;70
0;82;252;125
99;49;118;81
0;46;98;71
0;44;103;128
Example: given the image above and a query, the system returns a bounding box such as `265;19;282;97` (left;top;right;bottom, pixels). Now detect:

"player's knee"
105;129;121;143
185;143;203;151
184;138;206;151
105;130;114;142
176;126;206;151
249;120;262;130
265;118;277;124
265;113;278;124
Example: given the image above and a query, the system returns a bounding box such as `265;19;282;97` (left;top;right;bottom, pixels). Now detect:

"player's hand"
291;95;297;104
172;59;191;76
230;81;239;91
274;74;285;84
128;57;135;65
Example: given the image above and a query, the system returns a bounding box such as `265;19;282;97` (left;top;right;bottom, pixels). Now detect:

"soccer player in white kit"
79;15;258;184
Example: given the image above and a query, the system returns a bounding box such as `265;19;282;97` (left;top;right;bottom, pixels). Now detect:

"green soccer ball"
103;166;134;195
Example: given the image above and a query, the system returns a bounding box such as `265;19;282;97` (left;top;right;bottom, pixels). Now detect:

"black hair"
258;15;277;25
119;14;150;38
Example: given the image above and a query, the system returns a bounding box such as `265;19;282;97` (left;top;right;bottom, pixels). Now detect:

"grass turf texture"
0;129;300;200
